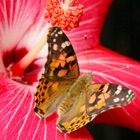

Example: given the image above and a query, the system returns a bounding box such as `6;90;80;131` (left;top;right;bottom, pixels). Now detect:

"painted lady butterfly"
34;26;135;133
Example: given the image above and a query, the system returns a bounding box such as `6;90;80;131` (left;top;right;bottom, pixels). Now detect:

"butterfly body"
58;72;93;115
34;26;135;133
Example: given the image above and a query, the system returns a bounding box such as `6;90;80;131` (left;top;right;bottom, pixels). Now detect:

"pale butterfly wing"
56;73;94;133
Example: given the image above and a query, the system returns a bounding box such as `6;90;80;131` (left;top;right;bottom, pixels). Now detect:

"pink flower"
0;0;139;140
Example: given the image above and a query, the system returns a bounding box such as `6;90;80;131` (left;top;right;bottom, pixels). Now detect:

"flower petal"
77;45;140;132
0;78;93;139
0;0;47;51
67;0;113;52
0;0;48;81
2;0;137;139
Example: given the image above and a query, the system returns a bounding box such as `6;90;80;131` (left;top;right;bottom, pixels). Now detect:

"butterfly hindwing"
56;73;94;133
56;91;92;133
34;27;80;118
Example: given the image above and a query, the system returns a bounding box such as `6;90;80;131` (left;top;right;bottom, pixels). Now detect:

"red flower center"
2;48;40;85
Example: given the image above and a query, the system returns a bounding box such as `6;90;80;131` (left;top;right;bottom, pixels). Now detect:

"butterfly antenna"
100;65;130;73
84;35;90;73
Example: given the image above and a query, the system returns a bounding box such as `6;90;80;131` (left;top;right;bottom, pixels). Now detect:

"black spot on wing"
35;92;38;96
107;84;118;94
64;46;75;58
71;60;76;66
35;99;38;103
34;107;45;116
41;99;45;103
41;92;45;96
56;124;68;133
99;84;105;90
43;86;47;90
70;122;75;126
45;80;49;84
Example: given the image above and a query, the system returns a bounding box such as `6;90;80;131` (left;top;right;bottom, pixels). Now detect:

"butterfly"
34;26;135;133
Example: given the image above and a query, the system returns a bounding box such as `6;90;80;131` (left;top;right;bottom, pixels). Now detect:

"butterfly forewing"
56;81;135;133
85;83;135;116
45;26;79;80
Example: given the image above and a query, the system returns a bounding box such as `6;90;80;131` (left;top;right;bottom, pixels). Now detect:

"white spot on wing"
55;34;58;37
58;31;63;34
53;39;56;42
115;85;122;95
51;33;54;36
53;44;58;50
117;85;122;90
61;41;71;49
65;41;70;46
61;42;66;48
126;95;129;98
113;98;120;103
128;90;132;95
115;90;121;95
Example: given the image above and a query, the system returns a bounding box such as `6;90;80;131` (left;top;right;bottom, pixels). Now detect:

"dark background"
101;0;140;61
87;0;140;139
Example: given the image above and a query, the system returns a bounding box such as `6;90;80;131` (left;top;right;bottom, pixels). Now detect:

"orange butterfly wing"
34;27;80;118
85;83;135;116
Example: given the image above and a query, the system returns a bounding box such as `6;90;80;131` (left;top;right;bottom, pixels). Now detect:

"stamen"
44;0;84;31
61;0;72;12
9;30;48;77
